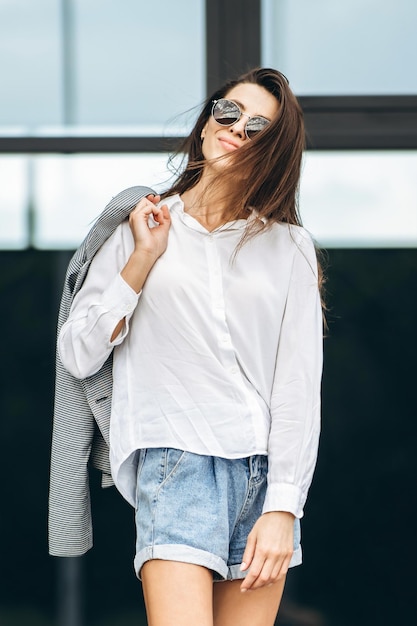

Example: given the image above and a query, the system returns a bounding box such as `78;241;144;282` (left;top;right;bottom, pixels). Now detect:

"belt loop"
249;455;258;479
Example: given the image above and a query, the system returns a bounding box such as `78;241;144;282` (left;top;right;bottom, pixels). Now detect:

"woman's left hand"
240;511;295;592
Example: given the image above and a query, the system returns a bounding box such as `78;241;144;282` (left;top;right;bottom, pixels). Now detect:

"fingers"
240;512;295;592
240;550;291;592
146;193;160;205
153;203;171;226
130;196;170;228
127;195;171;258
240;531;256;573
146;194;163;218
131;196;160;219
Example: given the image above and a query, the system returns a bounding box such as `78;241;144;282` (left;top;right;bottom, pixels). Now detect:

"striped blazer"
48;185;154;556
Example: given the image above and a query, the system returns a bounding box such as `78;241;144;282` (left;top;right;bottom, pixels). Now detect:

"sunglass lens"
245;117;270;139
213;100;240;126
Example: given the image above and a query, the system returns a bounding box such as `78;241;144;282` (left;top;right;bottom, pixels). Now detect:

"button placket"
204;235;238;373
204;235;262;449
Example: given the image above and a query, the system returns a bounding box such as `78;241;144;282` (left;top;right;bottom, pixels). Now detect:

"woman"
58;67;323;626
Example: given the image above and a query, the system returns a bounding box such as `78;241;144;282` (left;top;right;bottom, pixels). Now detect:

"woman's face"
201;82;279;165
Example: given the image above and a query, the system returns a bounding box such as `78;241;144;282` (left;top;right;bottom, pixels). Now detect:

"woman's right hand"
117;194;171;301
128;194;171;261
109;195;171;341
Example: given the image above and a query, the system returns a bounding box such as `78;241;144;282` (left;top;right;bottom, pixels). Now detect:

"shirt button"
230;366;238;374
221;335;229;342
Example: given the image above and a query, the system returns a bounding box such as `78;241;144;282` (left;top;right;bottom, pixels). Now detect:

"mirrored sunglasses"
211;99;271;140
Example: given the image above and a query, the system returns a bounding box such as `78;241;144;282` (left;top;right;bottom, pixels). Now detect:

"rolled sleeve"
102;273;140;344
58;222;140;379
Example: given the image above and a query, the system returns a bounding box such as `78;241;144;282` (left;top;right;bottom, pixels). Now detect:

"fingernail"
241;588;247;593
240;562;247;571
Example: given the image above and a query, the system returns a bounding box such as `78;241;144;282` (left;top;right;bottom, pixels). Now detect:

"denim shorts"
134;448;302;580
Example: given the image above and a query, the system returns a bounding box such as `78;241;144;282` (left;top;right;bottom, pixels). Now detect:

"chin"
205;150;236;169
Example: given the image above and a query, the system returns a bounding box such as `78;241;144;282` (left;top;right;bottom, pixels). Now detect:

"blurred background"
0;1;416;625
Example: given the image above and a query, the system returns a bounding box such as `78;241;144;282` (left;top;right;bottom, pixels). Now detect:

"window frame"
1;0;416;153
0;2;415;203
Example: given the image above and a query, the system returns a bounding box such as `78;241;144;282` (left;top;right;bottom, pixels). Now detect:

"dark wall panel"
0;249;416;626
296;249;417;626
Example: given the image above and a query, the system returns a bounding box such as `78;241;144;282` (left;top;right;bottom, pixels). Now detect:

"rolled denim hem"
134;543;228;581
289;544;302;568
215;544;303;583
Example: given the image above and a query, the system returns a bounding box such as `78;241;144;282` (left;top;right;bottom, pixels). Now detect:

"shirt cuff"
262;483;305;519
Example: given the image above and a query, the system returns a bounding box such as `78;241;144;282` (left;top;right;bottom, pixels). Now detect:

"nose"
229;113;249;139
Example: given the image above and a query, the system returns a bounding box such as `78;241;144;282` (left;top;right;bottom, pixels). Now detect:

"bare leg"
213;576;286;626
141;560;214;626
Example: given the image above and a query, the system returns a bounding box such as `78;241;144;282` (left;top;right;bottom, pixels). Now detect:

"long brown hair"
163;67;304;229
162;67;326;304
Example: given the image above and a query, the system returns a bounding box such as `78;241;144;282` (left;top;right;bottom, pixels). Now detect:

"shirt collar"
163;193;264;234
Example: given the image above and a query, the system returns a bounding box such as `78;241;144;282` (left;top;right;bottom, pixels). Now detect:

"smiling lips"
218;136;240;151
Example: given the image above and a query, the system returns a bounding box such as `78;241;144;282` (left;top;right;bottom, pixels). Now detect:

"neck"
181;172;237;230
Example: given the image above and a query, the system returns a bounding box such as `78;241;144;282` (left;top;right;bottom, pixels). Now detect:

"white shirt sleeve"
262;230;323;518
58;222;140;379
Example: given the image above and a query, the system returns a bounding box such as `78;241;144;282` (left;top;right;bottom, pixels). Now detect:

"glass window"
0;0;62;127
0;157;29;249
33;154;172;248
299;151;417;247
73;0;205;130
0;0;205;131
262;0;417;95
2;152;416;250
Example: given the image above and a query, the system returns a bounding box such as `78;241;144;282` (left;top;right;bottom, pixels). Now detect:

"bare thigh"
141;560;213;626
213;577;286;626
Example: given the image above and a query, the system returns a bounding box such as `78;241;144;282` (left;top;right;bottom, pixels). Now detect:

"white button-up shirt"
58;194;323;518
